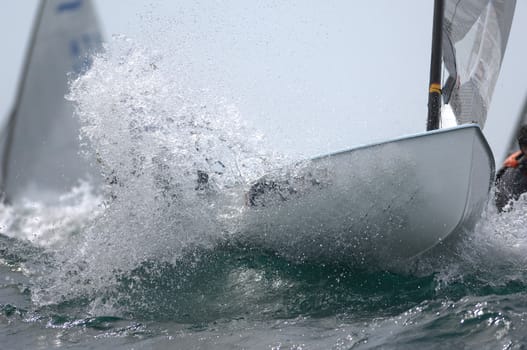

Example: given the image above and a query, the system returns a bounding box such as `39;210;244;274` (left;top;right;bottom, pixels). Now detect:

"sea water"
2;36;527;350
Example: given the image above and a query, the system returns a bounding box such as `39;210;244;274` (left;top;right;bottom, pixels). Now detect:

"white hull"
239;125;494;265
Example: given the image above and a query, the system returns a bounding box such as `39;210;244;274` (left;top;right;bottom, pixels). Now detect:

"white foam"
0;181;101;250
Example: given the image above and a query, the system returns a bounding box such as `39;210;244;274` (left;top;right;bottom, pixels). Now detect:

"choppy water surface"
2;36;527;349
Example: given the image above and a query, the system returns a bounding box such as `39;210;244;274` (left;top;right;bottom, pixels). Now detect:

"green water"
2;231;527;350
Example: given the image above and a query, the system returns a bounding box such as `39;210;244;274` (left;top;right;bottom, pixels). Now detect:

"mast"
426;0;444;131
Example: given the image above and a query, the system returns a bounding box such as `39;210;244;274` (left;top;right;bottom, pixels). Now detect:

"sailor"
495;125;527;212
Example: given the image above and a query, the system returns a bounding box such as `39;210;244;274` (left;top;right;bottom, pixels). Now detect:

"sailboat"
238;0;516;264
0;0;103;203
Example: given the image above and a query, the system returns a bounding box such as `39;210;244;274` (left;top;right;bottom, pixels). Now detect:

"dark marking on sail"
57;0;84;13
70;32;102;74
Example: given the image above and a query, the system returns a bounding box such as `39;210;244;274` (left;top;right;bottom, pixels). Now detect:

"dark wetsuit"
495;151;527;212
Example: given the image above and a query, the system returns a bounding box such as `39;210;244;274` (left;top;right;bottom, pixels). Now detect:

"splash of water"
407;189;527;293
24;35;290;310
460;192;527;281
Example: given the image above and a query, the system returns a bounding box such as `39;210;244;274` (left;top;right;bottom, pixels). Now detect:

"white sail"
0;0;103;202
442;0;516;128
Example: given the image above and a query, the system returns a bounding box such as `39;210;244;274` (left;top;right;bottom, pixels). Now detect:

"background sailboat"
0;0;102;203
